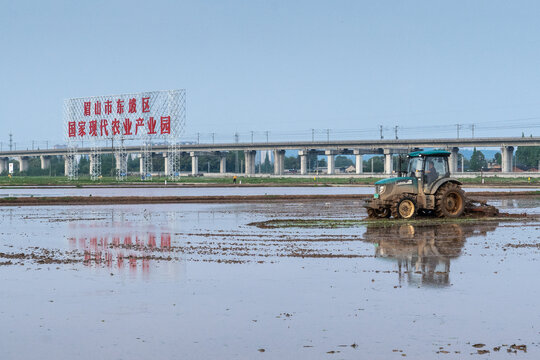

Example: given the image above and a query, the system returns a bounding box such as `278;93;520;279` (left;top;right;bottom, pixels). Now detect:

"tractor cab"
406;150;451;194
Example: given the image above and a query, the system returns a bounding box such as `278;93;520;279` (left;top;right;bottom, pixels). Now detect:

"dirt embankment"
0;191;538;206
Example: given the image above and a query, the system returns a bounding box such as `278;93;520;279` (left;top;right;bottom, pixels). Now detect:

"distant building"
345;165;356;173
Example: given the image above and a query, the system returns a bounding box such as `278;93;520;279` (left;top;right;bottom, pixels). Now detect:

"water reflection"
68;229;174;278
363;222;499;287
499;198;540;210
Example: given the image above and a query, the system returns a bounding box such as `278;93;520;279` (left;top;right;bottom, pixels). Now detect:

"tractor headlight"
378;185;386;194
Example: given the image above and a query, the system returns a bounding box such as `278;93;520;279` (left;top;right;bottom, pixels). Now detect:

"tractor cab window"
408;157;423;177
424;156;448;185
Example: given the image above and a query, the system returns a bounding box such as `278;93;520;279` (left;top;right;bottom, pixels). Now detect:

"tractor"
365;150;468;219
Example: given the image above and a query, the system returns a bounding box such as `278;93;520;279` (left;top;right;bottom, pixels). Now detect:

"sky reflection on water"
1;200;539;359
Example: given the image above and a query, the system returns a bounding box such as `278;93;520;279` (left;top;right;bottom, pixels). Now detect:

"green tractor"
365;150;467;219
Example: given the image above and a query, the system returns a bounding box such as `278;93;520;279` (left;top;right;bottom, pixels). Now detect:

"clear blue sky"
1;0;540;147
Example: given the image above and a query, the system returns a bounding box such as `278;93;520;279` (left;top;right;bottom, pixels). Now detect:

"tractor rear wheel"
435;183;465;218
391;195;417;219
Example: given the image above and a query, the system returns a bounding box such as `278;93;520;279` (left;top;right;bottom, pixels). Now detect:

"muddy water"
1;199;540;359
0;185;534;197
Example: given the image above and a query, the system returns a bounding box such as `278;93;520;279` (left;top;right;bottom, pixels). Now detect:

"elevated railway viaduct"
0;136;539;177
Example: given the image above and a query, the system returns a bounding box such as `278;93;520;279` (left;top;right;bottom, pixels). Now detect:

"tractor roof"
408;150;450;157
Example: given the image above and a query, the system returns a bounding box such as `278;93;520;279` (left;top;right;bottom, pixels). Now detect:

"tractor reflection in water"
363;222;499;287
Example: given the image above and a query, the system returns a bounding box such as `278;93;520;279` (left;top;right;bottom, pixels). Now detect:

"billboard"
63;89;185;142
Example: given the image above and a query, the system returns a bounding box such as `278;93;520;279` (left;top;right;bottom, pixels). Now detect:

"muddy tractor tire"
391;195;417;219
367;208;391;219
435;183;466;218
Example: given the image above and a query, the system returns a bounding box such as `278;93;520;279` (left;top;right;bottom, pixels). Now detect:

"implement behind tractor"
364;150;498;219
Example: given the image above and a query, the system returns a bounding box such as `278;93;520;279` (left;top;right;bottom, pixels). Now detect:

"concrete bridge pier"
298;150;308;175
244;150;256;175
63;155;74;175
353;150;363;174
138;155;144;175
325;150;336;175
89;154;99;176
501;146;514;172
162;153;170;176
448;147;459;174
18;156;30;172
273;150;285;175
40;155;51;170
0;157;9;173
115;153;127;171
190;152;199;175
384;149;393;175
219;154;227;174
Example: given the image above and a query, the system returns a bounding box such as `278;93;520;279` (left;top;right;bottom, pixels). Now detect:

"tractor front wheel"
435;183;465;218
377;208;391;218
367;208;391;219
392;195;417;219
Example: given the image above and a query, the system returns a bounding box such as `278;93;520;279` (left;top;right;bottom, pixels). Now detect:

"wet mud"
1;198;540;359
0;190;538;206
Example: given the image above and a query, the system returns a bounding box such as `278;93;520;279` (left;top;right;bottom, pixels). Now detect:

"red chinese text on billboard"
160;116;171;134
84;102;91;116
82;96;152;117
68;94;178;139
68;121;76;137
129;98;137;113
142;97;150;113
148;117;157;134
69;116;172;138
105;100;112;115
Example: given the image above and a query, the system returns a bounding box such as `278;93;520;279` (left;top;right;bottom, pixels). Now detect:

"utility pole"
326;129;330;143
211;133;215;144
32;140;34;150
265;131;269;143
251;131;254;144
197;132;200;144
379;125;384;140
311;128;315;142
9;133;13;151
456;124;461;139
234;132;239;173
394;126;398;140
471;124;475;138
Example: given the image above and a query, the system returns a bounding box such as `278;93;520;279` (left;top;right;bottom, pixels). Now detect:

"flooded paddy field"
0;185;535;198
1;197;540;359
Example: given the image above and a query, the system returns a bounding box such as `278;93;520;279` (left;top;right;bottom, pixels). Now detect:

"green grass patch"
0;175;383;186
0;174;537;187
249;216;522;229
459;176;539;185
